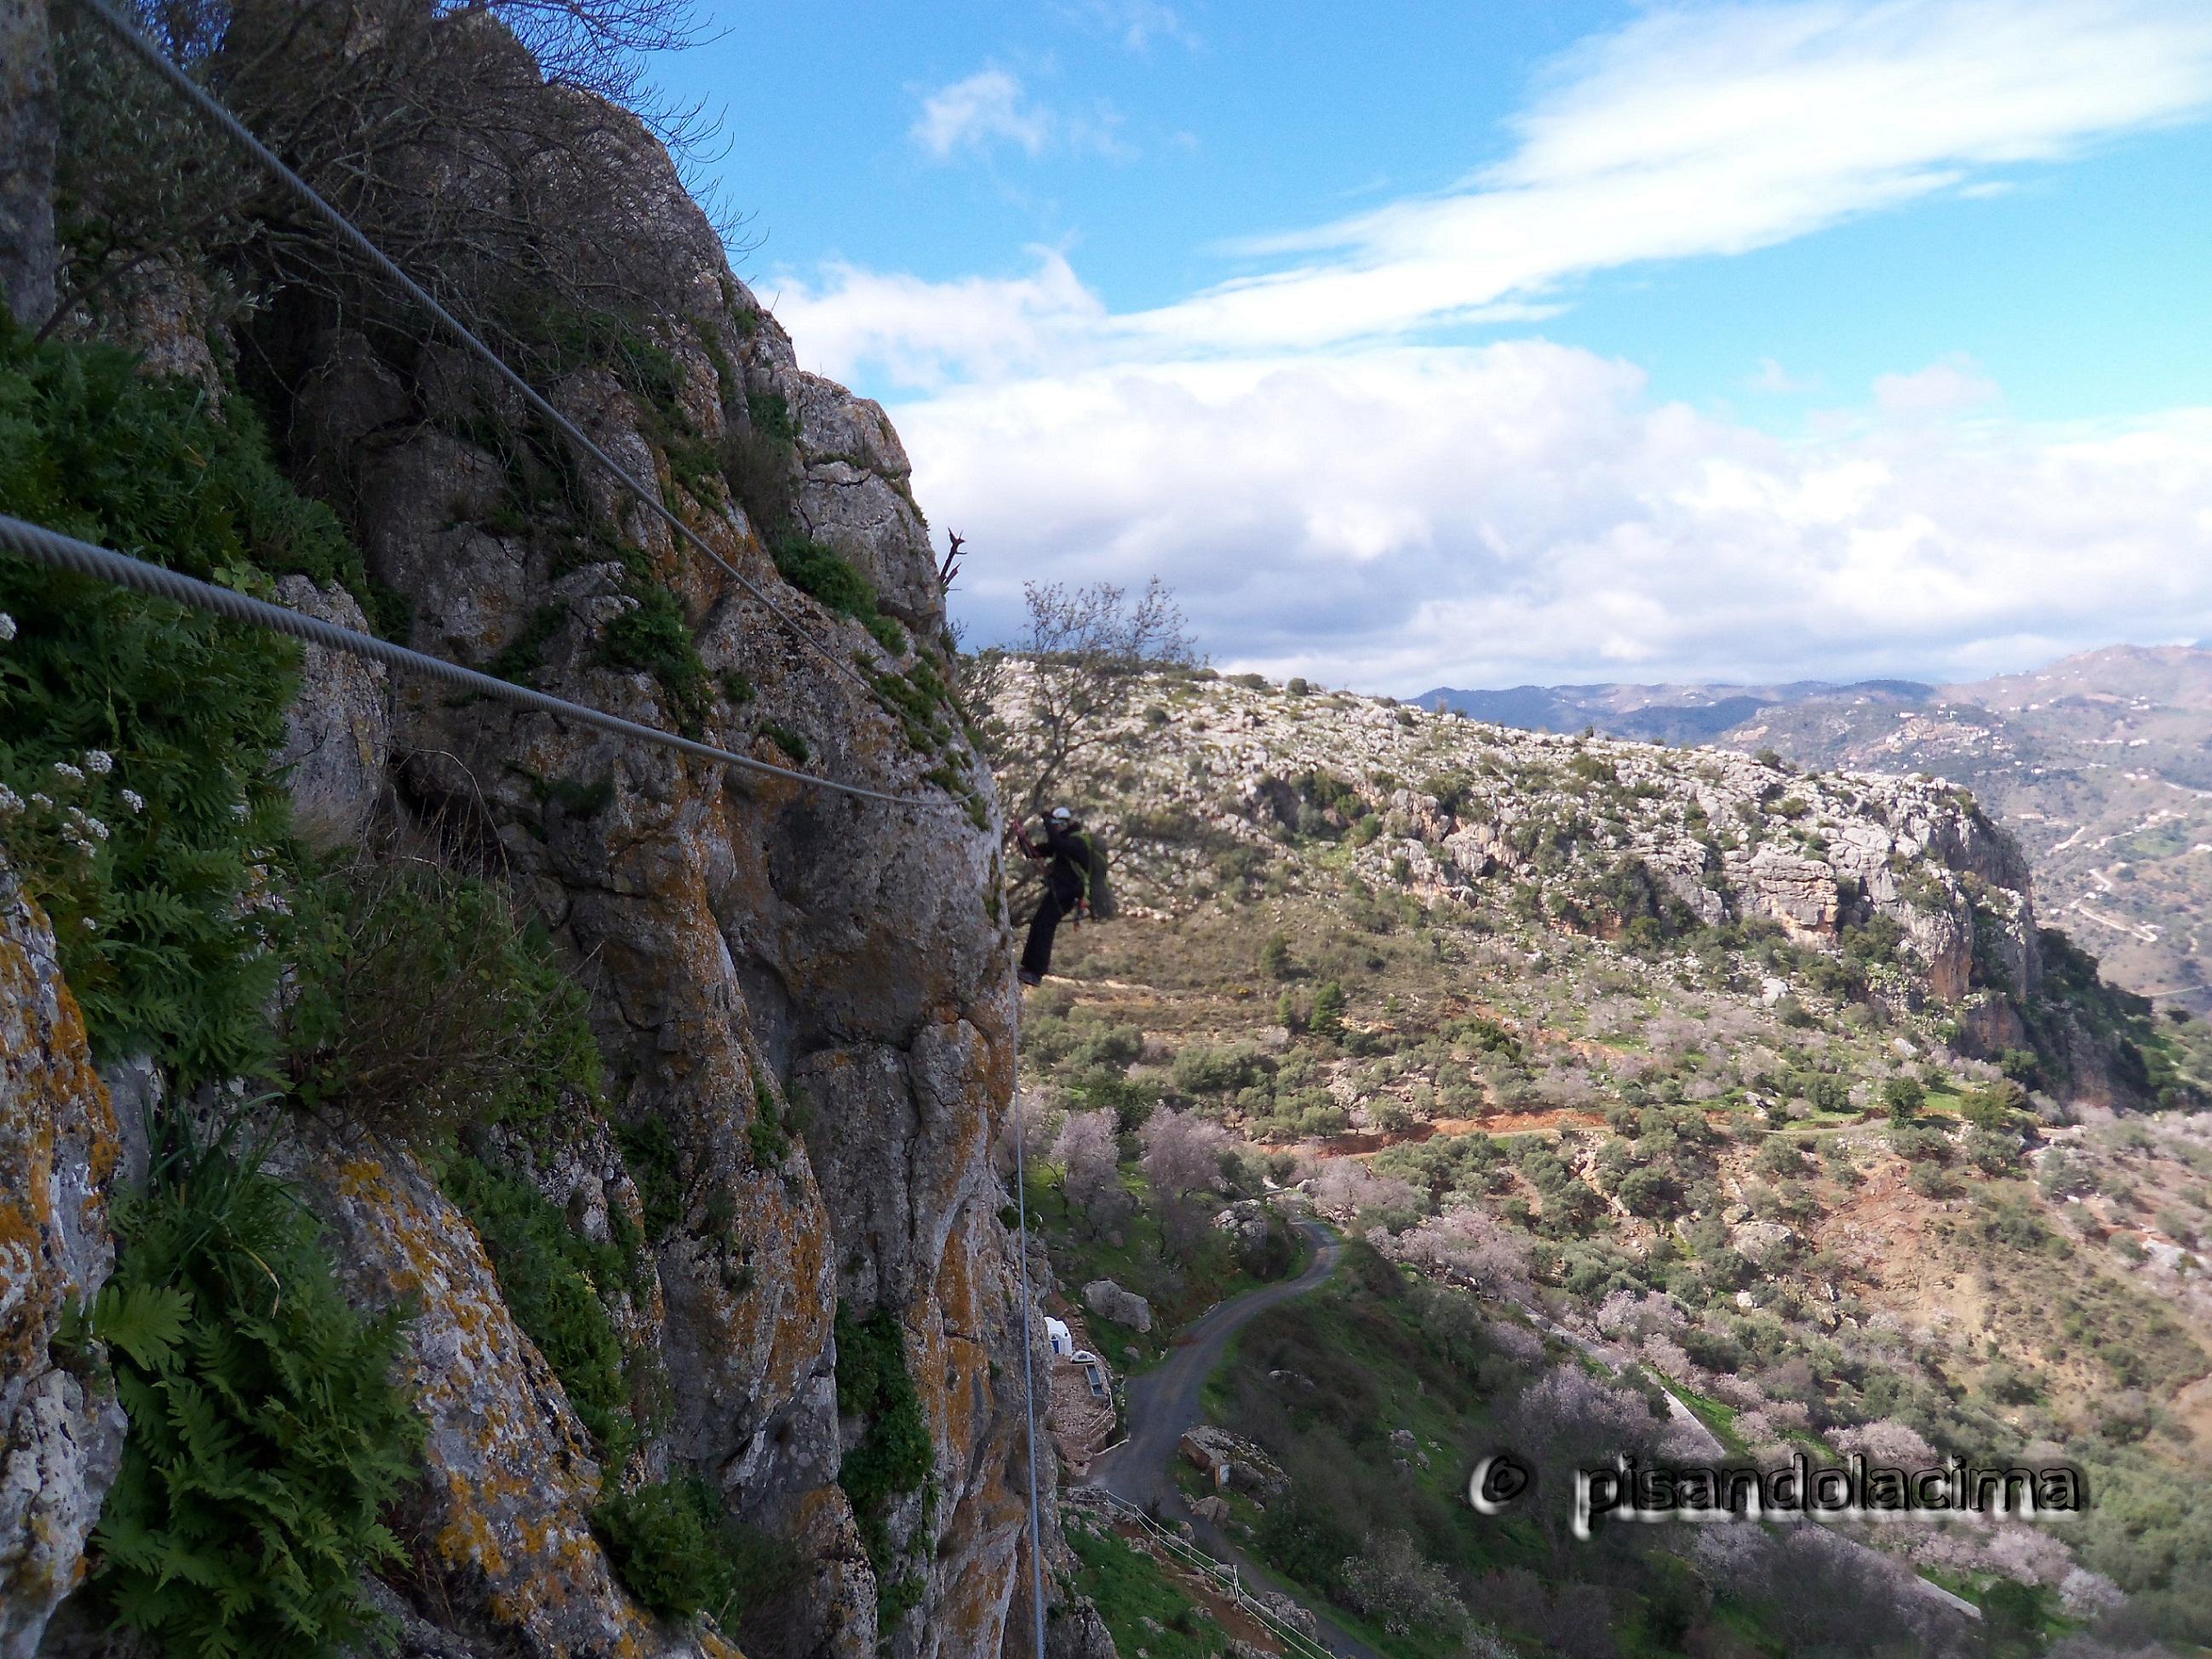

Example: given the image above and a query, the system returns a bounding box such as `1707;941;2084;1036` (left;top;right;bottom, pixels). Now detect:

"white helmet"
1048;806;1074;824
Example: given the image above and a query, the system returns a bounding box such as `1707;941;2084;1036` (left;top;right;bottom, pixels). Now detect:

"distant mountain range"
1412;678;1935;745
1419;647;2212;1010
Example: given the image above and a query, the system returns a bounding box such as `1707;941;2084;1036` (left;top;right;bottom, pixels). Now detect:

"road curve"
1086;1219;1385;1659
1091;1217;1340;1510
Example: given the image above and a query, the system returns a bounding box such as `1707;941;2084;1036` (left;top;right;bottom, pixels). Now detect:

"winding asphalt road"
1092;1217;1339;1511
1086;1218;1386;1659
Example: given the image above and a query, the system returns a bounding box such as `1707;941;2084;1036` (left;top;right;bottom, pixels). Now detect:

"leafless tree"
1497;1364;1666;1571
1139;1109;1229;1199
988;576;1196;819
1373;1209;1533;1303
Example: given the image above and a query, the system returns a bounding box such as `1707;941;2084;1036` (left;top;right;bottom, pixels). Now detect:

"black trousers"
1022;888;1075;977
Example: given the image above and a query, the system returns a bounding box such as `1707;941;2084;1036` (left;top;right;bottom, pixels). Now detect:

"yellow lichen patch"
335;1158;389;1199
435;1506;509;1577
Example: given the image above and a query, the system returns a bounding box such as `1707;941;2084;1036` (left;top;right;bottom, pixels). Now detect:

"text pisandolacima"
1560;1455;2087;1539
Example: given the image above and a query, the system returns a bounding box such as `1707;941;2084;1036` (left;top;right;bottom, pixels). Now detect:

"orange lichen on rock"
0;864;127;1657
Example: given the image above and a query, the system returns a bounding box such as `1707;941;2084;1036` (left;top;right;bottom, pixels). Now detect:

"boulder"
1043;1599;1119;1659
1728;1221;1797;1266
1083;1279;1153;1333
274;577;390;845
1254;1590;1318;1638
1212;1199;1272;1250
1176;1425;1287;1500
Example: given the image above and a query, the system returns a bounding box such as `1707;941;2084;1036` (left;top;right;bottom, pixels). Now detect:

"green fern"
0;322;329;1085
92;1115;421;1659
89;1283;188;1370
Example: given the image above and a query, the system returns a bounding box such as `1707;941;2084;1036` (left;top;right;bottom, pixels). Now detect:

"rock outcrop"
1175;1426;1286;1501
0;860;123;1659
273;577;391;846
258;136;1039;1658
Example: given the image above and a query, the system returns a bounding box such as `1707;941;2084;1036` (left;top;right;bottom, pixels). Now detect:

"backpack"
1083;832;1116;921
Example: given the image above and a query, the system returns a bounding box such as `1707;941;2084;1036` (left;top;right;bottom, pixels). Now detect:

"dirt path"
1086;1218;1384;1659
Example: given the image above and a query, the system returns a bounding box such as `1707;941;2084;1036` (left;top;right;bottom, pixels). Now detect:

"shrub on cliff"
441;1153;633;1450
283;856;603;1141
834;1306;933;1582
591;1475;799;1626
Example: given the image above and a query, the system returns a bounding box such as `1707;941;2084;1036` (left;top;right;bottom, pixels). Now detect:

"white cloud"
908;347;2212;692
1750;357;1821;394
911;70;1053;160
777;251;1106;392
1873;354;2003;413
796;3;2212;692
909;69;1131;163
1062;0;1195;51
840;0;2212;374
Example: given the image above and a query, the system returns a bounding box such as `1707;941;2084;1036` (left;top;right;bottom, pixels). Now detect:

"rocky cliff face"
2;31;1054;1659
266;152;1044;1659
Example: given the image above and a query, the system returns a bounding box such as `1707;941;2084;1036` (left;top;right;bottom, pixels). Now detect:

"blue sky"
655;1;2212;695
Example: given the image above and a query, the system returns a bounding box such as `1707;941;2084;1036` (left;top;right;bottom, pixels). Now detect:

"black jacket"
1039;822;1092;905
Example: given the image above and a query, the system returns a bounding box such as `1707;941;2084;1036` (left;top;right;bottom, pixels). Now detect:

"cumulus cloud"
789;1;2212;691
778;251;1106;392
1061;0;1195;51
909;69;1129;163
1873;354;2003;413
1750;357;1821;394
907;346;2212;692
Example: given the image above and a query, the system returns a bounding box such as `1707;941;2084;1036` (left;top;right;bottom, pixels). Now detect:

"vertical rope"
1008;964;1049;1659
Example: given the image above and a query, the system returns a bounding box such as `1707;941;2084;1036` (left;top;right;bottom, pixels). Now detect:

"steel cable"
0;512;927;805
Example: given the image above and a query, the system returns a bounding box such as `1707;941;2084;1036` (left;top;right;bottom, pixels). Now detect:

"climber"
1010;805;1108;986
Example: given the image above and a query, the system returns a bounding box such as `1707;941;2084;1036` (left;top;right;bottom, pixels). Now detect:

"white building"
1044;1316;1074;1359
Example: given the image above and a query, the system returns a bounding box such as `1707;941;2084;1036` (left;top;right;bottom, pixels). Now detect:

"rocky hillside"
990;661;2212;1656
1425;645;2212;1015
1726;646;2212;1015
0;9;1063;1659
1017;662;2162;1099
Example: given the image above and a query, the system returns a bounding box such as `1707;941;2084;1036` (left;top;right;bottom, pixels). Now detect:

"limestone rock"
1176;1426;1287;1500
277;1127;713;1659
1212;1199;1271;1250
1253;1589;1318;1638
1189;1494;1229;1524
1729;1221;1797;1265
251;83;1046;1654
785;371;940;629
1044;1598;1119;1659
0;860;124;1659
1083;1279;1153;1332
274;577;390;845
